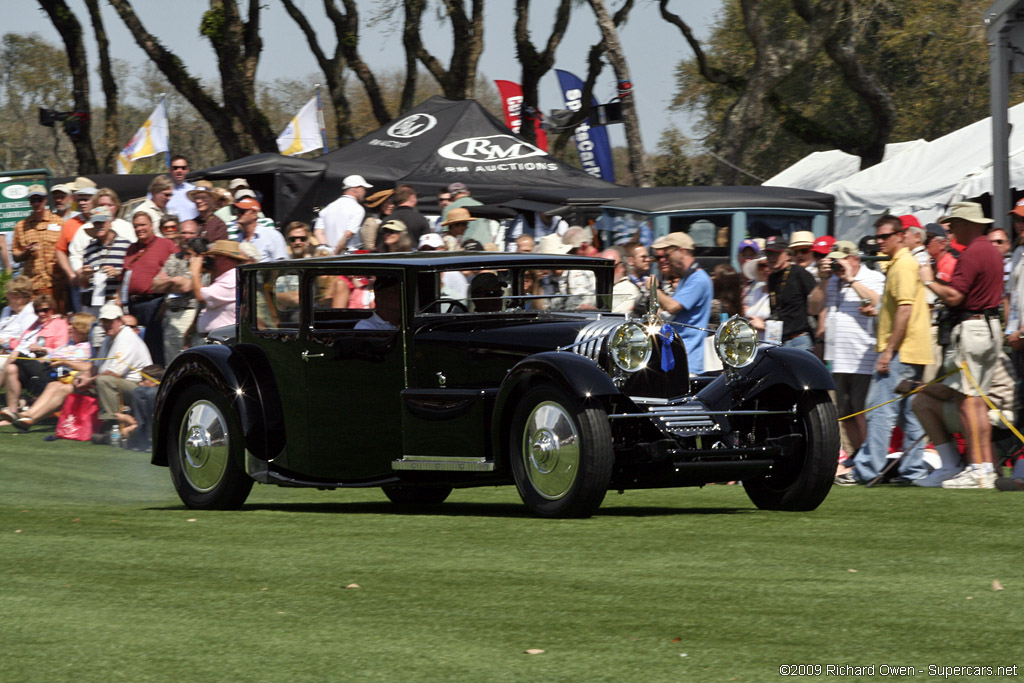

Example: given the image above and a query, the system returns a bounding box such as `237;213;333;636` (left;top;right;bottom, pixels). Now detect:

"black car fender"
489;351;620;466
151;344;285;467
696;345;835;411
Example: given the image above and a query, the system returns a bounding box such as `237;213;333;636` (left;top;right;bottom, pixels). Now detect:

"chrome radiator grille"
571;319;621;363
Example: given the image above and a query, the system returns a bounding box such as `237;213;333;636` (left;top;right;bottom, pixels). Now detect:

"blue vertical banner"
555;69;615;182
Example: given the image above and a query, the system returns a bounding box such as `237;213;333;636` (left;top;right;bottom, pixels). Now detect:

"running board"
392;455;496;472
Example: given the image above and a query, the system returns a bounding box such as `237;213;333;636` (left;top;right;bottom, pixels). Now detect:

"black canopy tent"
319;96;618;205
189;153;329;226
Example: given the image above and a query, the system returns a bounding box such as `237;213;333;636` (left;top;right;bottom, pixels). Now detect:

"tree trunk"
514;0;573;144
587;0;651;186
280;0;354;146
109;0;261;159
38;0;99;174
84;0;118;173
406;0;485;100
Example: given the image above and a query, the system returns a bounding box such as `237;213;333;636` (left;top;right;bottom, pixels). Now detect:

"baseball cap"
925;223;946;239
228;178;249;191
233;188;256;200
899;214;922;229
737;238;759;255
447;182;469;194
811;235;836;255
50;183;71;196
234;196;262;212
90;206;113;222
98;302;123;320
827;240;858;259
26;184;48;198
650;232;695;251
380;219;407;233
418;233;444;250
74;186;98;197
342;174;373;190
764;235;788;252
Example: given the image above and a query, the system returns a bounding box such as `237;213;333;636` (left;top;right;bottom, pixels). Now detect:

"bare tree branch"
514;0;573;144
85;0;118;173
38;0;98;173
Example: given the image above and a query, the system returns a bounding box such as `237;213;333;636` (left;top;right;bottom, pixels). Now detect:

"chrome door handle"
301;350;325;362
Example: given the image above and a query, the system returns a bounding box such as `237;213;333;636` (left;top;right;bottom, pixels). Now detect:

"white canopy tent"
763;140;926;191
764;100;1024;241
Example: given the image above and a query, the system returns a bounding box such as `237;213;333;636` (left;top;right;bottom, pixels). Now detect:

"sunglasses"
991;238;1008;244
288;235;308;242
876;231;901;241
29;196;46;202
163;225;179;233
170;165;188;170
792;247;811;254
37;307;52;313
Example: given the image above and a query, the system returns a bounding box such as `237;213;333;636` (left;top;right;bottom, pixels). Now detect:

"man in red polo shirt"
121;212;178;365
919;202;1004;489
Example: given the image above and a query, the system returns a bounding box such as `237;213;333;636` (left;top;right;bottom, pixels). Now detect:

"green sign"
0;179;41;234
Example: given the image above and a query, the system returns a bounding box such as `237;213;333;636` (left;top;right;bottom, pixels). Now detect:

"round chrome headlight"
608;322;652;373
715;316;758;369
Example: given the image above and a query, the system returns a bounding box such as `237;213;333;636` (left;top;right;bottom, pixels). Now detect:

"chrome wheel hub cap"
522;401;579;500
178;400;229;493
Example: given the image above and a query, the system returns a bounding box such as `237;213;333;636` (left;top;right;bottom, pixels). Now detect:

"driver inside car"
355;276;401;330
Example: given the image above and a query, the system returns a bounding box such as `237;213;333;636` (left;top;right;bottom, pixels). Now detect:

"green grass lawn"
1;427;1021;682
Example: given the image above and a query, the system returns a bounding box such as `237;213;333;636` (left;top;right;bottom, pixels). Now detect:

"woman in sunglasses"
0;293;69;422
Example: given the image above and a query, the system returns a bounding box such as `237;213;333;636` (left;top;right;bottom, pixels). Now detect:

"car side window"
254;269;300;330
310;272;396;330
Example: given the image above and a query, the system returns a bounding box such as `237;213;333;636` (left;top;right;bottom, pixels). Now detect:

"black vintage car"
152;252;838;517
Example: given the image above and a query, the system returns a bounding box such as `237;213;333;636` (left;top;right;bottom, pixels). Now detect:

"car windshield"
417;266;614;314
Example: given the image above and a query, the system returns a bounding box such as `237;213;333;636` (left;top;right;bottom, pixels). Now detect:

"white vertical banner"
277;96;320;156
116;98;170;174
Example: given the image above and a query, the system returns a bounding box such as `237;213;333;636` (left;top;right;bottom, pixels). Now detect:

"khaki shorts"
942;318;1001;396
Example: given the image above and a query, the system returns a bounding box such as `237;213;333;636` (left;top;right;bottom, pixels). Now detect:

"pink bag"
55;393;102;441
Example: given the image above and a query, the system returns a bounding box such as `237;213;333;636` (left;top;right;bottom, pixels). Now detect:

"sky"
5;0;721;154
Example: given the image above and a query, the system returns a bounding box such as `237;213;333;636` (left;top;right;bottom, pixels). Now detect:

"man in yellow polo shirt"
836;215;932;486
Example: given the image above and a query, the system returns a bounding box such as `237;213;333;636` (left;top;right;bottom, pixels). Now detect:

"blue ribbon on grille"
659;324;675;372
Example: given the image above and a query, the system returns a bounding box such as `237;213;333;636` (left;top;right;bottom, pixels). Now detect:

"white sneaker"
941;468;997;489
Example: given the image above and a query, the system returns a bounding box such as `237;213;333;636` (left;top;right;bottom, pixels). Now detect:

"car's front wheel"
167;384;253;510
743;390;838;511
510;385;613;518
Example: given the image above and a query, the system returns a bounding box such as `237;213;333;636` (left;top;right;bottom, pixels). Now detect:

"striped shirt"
82;236;132;303
823;266;885;375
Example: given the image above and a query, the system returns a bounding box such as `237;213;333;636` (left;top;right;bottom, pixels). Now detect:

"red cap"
899;214;921;230
234;197;261;213
1009;198;1024;218
811;235;835;255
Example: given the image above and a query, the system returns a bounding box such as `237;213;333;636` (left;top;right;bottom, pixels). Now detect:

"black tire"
167;384;254;510
382;485;453;506
509;385;613;518
743;390;839;511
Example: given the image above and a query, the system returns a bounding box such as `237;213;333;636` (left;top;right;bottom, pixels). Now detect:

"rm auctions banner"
494;80;548;151
116;99;169;174
554;69;615;182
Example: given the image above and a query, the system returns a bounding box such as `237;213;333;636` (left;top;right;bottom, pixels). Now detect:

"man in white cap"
314;174;373;254
73;302;152;444
919;202;1004;488
649;232;713;373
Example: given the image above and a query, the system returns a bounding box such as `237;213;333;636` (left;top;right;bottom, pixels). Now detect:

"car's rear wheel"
167;384;253;510
743;390;838;511
382;485;452;506
510;385;613;518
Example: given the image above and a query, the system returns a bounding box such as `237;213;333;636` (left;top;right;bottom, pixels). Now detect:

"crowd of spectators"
2;163;1022;490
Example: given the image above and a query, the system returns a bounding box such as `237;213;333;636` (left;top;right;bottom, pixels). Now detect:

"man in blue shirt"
650;232;712;373
166;155;198;221
234;197;287;262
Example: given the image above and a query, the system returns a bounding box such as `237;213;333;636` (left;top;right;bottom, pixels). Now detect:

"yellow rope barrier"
838;367;960;421
960;362;1024;444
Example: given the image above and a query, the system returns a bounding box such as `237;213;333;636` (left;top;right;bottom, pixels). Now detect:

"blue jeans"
853;352;928;482
783;332;813;351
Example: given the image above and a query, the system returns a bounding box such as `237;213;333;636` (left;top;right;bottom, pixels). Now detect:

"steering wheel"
422;299;468;314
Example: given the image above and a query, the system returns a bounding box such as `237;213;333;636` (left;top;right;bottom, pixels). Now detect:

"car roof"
240;250;614;272
599;186;835;214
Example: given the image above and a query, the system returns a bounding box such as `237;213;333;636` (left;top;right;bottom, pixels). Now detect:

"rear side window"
254;269;301;330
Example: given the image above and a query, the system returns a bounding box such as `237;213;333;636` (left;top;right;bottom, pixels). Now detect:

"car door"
296;267;407;480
